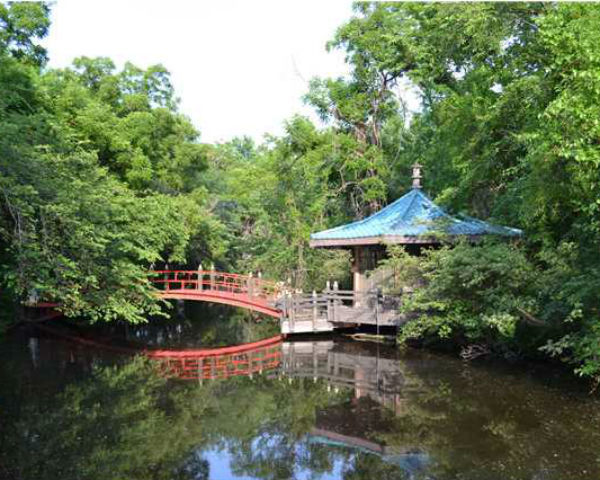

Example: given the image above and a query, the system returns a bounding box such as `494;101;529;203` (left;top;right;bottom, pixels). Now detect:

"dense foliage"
342;3;600;385
0;3;218;323
2;2;600;383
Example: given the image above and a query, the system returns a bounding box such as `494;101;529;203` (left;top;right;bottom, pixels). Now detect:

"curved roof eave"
310;188;522;248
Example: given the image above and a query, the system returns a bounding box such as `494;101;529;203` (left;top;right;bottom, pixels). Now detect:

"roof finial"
412;162;423;189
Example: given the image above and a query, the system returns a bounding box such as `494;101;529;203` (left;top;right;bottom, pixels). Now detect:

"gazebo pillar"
351;246;365;293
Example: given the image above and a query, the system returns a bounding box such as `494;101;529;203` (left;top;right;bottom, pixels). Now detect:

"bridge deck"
160;289;281;317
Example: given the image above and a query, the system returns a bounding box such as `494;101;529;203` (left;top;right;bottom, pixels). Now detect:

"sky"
42;0;360;144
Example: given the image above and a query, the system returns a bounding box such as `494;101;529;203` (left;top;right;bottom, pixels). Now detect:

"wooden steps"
281;318;334;334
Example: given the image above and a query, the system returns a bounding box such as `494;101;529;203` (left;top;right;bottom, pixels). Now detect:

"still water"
1;303;599;480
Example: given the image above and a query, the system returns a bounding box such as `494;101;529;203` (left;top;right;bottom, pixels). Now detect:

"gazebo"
309;164;522;292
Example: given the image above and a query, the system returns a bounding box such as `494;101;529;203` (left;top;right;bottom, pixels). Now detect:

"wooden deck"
277;288;403;335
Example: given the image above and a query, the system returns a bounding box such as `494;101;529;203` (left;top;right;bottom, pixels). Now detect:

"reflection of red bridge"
152;270;282;317
149;335;283;380
35;322;283;381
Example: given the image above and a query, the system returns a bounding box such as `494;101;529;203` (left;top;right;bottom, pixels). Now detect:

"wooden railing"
152;270;279;297
279;289;357;323
278;287;402;333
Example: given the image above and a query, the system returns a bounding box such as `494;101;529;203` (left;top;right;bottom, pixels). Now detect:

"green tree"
0;1;49;65
213;117;351;289
325;2;600;383
0;3;210;324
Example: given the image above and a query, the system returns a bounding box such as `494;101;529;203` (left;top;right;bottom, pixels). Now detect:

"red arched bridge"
151;270;282;317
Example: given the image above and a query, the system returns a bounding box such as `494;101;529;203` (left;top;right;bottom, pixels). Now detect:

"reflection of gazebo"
309;164;522;292
308;428;429;473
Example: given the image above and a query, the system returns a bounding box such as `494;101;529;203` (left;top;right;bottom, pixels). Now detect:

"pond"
1;303;599;480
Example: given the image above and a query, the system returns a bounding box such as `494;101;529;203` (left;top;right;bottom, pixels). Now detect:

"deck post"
286;290;291;318
197;263;202;290
210;264;215;291
286;292;291;331
325;281;331;322
375;287;380;336
280;289;286;333
248;272;254;299
290;293;295;333
333;281;339;323
257;271;262;297
312;290;317;330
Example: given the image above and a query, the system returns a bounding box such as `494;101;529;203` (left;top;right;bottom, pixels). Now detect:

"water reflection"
154;337;282;381
282;341;408;411
1;314;600;480
124;302;280;348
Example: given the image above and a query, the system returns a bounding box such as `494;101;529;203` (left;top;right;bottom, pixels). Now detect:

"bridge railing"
150;270;281;302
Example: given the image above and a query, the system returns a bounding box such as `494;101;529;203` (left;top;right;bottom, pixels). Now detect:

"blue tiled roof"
310;188;522;244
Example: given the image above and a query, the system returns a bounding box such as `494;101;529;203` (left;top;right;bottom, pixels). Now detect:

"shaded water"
1;303;599;480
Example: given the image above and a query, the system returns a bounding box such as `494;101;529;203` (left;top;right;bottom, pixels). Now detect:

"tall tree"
0;3;203;323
